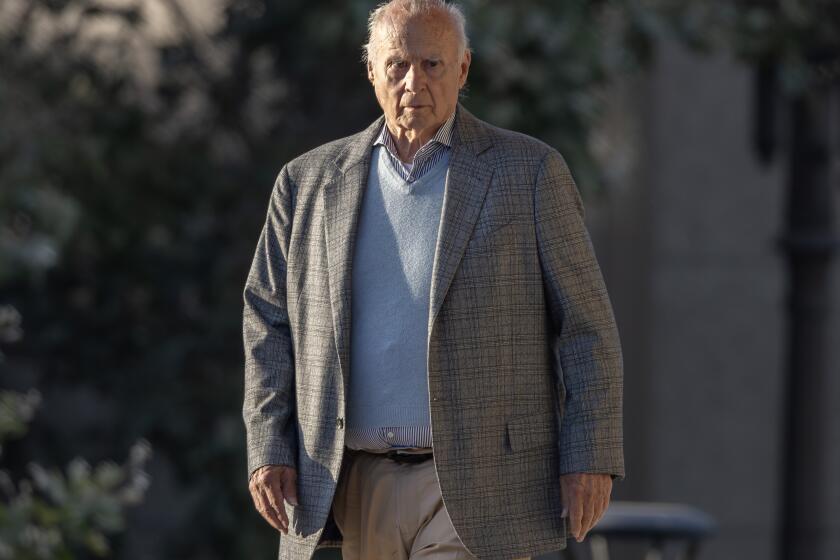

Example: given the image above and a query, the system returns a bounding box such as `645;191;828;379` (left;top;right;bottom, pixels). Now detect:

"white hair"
361;0;471;65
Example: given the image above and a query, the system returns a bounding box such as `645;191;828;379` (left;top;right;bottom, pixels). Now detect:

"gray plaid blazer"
242;103;625;560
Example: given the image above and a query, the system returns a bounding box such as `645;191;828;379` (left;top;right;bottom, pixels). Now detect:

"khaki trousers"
332;449;530;560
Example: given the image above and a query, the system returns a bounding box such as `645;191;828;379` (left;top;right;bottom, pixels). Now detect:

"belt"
351;449;434;464
384;450;433;464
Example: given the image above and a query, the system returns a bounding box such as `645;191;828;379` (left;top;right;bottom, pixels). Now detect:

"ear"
458;50;471;88
367;62;375;83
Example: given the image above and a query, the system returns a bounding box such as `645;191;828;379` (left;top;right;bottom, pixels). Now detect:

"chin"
398;115;424;127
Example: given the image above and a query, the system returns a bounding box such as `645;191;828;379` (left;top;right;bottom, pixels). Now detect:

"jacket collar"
334;102;492;172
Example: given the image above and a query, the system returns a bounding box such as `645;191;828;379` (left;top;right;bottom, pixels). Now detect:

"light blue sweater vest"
346;144;450;441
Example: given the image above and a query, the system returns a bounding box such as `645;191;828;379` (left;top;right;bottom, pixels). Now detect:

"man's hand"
248;464;299;534
560;472;612;542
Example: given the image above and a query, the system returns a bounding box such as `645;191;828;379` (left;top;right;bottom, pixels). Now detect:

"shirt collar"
373;109;456;154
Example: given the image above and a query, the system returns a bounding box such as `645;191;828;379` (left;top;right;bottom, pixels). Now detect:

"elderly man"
243;1;625;559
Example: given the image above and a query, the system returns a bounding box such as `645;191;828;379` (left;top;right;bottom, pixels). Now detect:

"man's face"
367;13;470;138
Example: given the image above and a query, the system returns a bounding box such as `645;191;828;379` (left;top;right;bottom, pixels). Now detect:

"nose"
404;63;426;93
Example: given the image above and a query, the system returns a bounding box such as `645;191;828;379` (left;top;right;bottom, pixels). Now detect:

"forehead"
374;14;459;59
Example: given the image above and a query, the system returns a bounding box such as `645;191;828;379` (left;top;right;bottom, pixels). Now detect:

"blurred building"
588;35;840;560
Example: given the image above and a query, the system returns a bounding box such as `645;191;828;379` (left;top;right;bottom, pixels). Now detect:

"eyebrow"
384;54;444;64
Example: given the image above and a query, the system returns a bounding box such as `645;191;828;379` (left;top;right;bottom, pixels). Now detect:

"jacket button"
336;417;344;429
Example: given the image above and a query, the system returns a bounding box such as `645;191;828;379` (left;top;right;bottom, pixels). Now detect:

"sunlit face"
367;13;470;139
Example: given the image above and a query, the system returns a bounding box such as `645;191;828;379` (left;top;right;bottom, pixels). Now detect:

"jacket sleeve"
533;149;625;482
242;165;298;483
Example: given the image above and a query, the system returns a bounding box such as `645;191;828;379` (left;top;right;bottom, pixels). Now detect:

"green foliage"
0;390;39;458
0;390;151;560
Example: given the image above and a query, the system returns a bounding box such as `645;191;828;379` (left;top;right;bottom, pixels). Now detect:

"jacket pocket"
465;220;518;257
506;413;556;453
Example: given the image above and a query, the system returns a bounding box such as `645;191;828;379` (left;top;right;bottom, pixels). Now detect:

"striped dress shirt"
373;109;456;183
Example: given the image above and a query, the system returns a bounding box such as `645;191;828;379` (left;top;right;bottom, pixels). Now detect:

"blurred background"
1;1;839;559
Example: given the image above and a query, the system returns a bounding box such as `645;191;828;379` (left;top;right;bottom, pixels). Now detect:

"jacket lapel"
323;103;494;387
427;104;495;332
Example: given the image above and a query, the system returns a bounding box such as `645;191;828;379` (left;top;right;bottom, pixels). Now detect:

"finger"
568;493;584;541
578;492;596;541
594;477;611;524
260;485;288;533
593;490;610;527
264;482;289;531
250;484;283;532
583;477;602;537
281;469;299;506
586;478;611;535
590;495;604;529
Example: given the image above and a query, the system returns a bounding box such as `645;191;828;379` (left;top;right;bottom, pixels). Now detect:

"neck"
385;123;435;163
